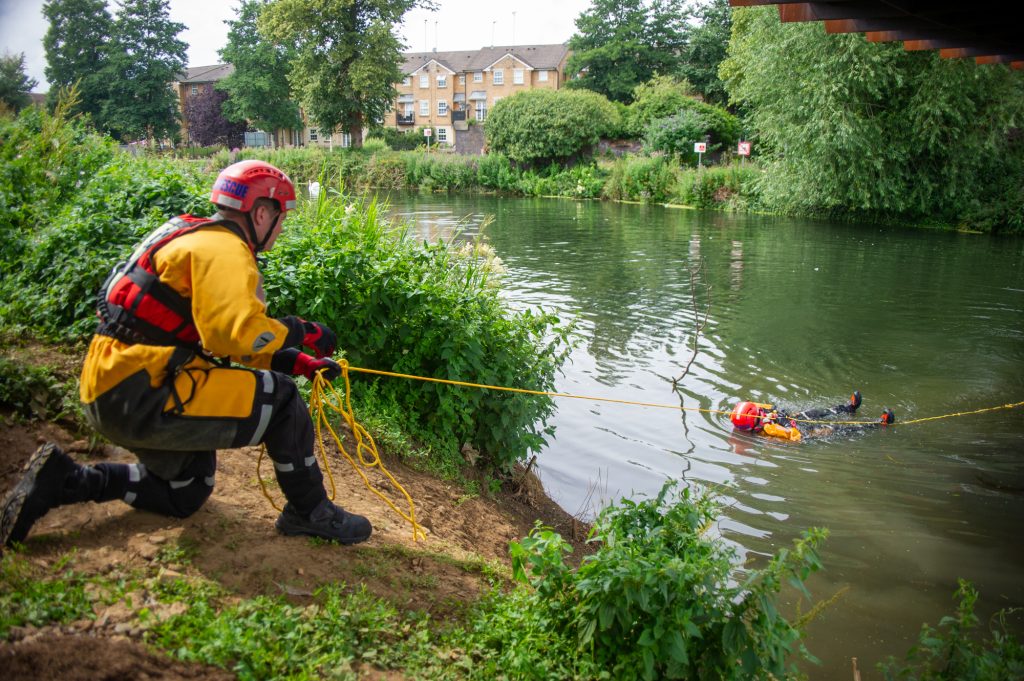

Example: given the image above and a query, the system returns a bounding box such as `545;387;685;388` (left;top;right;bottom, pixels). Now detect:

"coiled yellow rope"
257;362;427;542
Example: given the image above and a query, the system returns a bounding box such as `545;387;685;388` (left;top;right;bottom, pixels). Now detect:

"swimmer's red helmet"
730;401;765;431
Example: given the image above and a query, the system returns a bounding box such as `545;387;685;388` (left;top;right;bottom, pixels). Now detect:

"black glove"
301;320;337;358
271;348;341;381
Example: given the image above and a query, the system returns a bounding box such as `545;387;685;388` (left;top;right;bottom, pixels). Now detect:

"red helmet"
210;160;297;214
730;401;765;431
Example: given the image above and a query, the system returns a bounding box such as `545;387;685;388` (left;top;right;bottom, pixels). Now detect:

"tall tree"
721;7;1024;229
566;0;690;104
184;86;247;148
676;0;731;105
102;0;187;142
0;52;39;113
259;0;425;148
217;0;302;147
42;0;113;122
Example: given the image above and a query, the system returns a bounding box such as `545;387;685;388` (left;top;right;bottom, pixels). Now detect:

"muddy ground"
0;399;592;679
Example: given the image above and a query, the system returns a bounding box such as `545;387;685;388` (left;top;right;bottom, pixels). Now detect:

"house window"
473;71;482;83
513;69;524;85
492;69;504;85
402;76;411;86
437;74;447;88
419;100;429;116
404;103;414;116
475;102;486;121
538;70;548;82
437;100;448;116
341;132;351;148
437;127;448;143
419;74;429;88
459;74;466;85
190;84;198;95
309;128;319;141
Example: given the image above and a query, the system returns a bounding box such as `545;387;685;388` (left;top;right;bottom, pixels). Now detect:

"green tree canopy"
217;0;302;145
675;0;732;105
259;0;423;148
485;89;620;166
721;7;1024;230
43;0;113;122
0;53;39;113
566;0;690;104
623;74;697;138
102;0;187;142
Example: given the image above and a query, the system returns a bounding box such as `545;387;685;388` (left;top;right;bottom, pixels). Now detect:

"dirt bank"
1;388;591;679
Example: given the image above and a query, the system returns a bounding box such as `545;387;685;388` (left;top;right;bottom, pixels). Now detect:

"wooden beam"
779;3;816;23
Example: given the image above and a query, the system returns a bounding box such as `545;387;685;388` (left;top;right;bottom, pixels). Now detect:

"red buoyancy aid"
97;215;250;349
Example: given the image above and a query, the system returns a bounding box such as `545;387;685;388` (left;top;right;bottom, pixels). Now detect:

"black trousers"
79;367;326;518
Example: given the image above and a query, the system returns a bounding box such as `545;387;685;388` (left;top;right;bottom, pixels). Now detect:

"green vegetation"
566;0;690;104
259;0;420;148
44;0;187;142
1;484;845;680
721;6;1024;232
0;52;38;113
485;89;621;167
879;580;1024;680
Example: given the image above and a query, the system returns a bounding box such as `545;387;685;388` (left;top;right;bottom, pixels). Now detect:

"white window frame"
309;128;319;141
341;132;351;148
437;100;448;116
403;102;414;116
513;69;524;85
492;69;504;85
437;127;448;143
538;69;548;82
419;99;429;116
473;71;483;83
475;101;486;121
437;74;447;88
190;84;198;95
419;74;429;89
458;74;466;85
402;76;411;86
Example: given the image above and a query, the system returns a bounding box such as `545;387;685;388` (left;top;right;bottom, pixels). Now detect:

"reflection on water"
384;192;1024;678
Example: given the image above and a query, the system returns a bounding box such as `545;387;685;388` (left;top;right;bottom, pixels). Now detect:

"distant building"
384;44;571;153
172;64;305;148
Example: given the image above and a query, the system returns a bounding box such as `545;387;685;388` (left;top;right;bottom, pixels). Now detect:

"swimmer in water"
730;391;895;442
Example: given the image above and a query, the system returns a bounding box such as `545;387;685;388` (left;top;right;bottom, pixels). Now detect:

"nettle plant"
509;481;829;681
263;186;573;474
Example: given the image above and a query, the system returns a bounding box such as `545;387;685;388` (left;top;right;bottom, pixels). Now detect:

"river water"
382;192;1024;678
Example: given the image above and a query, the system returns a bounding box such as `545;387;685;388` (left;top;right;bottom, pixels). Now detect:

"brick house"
173;64;307;148
383;43;571;152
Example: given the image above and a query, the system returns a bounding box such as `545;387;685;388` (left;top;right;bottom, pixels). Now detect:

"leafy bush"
0;156;209;340
623;75;699;138
486;89;621;166
673;164;763;209
880;579;1024;680
602;155;679;203
0;553;93;636
262;189;572;474
368;126;425;151
0;92;115;267
363;152;407;189
643;103;741;163
464;481;829;680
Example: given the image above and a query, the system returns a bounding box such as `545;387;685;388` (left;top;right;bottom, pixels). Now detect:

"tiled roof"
401;43;569;75
177;63;234;84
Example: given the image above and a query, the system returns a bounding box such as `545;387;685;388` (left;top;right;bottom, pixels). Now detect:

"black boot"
1;444;79;549
275;499;372;545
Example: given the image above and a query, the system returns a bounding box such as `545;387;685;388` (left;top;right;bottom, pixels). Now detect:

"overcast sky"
0;0;591;92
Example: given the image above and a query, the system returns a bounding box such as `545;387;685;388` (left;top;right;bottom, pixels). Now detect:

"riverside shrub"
486;89;621;166
472;481;830;680
262;189;573;473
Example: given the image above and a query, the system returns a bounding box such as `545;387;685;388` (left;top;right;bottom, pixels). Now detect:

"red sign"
694;142;707;153
423;128;433;137
737;141;751;156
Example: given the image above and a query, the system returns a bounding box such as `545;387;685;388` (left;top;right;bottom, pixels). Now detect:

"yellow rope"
344;364;1024;427
257;363;427;542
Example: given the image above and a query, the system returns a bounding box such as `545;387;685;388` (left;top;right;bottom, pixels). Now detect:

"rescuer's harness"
95;216;252;409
